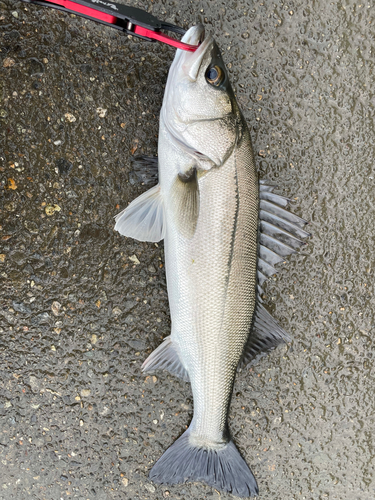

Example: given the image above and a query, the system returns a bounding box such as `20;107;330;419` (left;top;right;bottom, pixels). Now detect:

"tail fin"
149;429;258;498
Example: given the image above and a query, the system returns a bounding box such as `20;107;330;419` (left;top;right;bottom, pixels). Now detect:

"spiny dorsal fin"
245;180;309;368
260;199;308;229
257;180;310;294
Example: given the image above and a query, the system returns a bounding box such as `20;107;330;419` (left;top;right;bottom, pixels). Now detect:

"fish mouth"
181;24;206;47
177;25;214;81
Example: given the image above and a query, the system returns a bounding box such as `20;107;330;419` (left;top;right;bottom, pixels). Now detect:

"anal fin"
239;302;291;369
142;336;190;382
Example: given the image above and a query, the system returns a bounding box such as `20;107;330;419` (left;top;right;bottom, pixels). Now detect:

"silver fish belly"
160;117;258;448
114;23;310;499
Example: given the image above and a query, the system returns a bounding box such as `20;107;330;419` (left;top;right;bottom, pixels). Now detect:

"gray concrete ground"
1;0;374;499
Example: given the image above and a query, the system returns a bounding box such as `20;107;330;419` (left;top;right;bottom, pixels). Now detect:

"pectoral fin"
170;168;200;239
114;184;165;242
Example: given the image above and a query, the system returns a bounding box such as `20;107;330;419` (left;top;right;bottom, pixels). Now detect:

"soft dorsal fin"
114;183;165;242
239;301;291;369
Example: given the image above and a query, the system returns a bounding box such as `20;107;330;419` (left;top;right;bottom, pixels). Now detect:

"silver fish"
115;24;309;498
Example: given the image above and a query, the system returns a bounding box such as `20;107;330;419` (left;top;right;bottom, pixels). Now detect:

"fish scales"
160;121;258;444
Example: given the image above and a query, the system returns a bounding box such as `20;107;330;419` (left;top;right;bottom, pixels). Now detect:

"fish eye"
205;65;224;86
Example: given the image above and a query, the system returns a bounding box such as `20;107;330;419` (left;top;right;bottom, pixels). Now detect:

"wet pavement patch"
56;158;73;175
26;57;44;76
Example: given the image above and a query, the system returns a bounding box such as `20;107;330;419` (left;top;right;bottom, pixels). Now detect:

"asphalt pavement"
1;0;375;499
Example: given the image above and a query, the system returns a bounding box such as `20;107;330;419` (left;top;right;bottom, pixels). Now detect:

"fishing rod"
20;0;199;52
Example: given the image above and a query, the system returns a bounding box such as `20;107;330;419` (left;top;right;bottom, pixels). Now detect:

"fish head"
162;24;242;169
